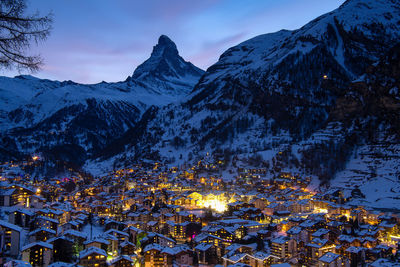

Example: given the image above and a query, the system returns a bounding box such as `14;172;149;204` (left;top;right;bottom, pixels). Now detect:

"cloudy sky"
2;0;345;83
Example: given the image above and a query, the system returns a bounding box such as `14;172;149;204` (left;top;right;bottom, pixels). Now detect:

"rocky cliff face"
130;35;204;95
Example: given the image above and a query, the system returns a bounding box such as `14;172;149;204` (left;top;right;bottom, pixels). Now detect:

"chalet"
250;198;268;210
144;232;176;248
38;209;67;225
144;243;173;267
10;185;35;206
222;253;250;267
194;243;217;266
146;220;159;232
271;236;297;260
312;228;331;241
104;234;119;257
105;229;129;243
46;236;74;263
28;228;56;242
306;238;336;266
83;237;109;251
287;226;302;241
33;216;59;232
172;245;193;267
166;221;189;240
79;246;107;267
119;240;135;255
345;246;365;266
29;195;46;209
9;208;34;228
318;252;350;267
109;255;135;267
0;220;22;257
125;226;143;244
21;242;53;267
0;189;17;206
250;251;280;267
61;220;81;233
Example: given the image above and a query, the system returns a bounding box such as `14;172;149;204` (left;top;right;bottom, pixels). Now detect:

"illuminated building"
9;209;34;228
306;238;336;266
318;252;349;267
271;236;297;259
0;220;22;257
78;247;107;267
21;242;53;266
0;189;17;207
109;255;135;267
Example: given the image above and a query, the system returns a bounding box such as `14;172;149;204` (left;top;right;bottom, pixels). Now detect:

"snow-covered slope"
333;142;400;210
0;35;204;161
199;0;400;87
98;0;400;209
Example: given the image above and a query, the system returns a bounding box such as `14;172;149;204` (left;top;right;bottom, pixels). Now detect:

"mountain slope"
328;42;400;209
0;36;204;164
98;0;400;208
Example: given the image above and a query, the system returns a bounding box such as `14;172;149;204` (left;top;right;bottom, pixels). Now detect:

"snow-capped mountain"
1;0;399;209
130;35;204;96
97;0;400;209
0;36;204;162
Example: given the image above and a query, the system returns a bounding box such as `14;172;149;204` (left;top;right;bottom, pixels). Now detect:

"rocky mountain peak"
152;34;179;58
131;35;203;82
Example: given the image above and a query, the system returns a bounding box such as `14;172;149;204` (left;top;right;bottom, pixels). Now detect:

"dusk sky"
2;0;345;84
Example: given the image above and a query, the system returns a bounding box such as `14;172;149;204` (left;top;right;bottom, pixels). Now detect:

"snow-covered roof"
48;262;77;267
369;258;400;267
319;252;340;263
194;243;213;251
29;227;56;235
79;247;107;259
4;260;32;267
64;229;88;239
271;236;288;245
36;216;59;224
83;237;109;245
110;255;134;264
22;241;53;251
0;220;22;232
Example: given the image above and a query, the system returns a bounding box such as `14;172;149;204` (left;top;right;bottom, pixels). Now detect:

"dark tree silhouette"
0;0;52;71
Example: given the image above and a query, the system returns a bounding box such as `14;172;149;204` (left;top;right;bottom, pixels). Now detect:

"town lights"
203;199;227;213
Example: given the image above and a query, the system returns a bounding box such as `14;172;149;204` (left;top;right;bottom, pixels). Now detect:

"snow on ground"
83;157;118;177
82;223;104;240
332;143;400;210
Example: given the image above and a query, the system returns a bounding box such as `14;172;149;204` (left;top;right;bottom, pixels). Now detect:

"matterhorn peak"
149;35;179;59
131;35;204;88
157;35;176;49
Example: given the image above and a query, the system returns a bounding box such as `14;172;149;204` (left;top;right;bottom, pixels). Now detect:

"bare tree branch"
0;0;52;72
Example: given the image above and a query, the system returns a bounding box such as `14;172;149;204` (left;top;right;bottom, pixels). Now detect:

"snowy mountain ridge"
1;0;400;210
91;0;400;210
0;36;204;160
